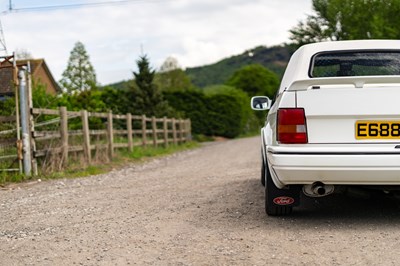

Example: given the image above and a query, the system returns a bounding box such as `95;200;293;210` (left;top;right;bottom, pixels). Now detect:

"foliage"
185;45;290;88
0;97;16;116
15;48;34;60
121;142;199;160
57;90;107;129
59;41;97;94
206;94;243;138
155;69;194;92
127;55;173;117
165;87;258;138
204;85;259;134
290;0;400;46
32;81;59;109
0;142;199;185
106;46;291;91
100;86;129;114
226;64;280;98
159;56;180;72
164;90;208;135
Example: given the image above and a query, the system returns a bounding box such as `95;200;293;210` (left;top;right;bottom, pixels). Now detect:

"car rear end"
259;42;400;215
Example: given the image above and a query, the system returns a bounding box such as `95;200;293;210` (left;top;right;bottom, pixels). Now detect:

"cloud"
1;0;312;85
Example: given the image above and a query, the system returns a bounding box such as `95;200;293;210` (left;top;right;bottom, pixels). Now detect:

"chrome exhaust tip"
303;182;334;197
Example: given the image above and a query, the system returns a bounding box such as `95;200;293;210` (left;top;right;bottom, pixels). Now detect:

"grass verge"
0;142;199;186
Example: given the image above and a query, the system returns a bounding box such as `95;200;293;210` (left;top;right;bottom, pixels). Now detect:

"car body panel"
258;40;400;190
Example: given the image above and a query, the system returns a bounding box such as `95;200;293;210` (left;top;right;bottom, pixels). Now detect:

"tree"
290;0;400;47
226;64;279;98
155;56;193;92
31;82;58;109
59;41;97;94
155;69;193;92
15;48;33;60
159;56;180;72
164;90;209;135
128;55;172;117
204;85;259;135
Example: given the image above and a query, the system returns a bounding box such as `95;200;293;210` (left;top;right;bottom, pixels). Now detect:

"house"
0;58;60;99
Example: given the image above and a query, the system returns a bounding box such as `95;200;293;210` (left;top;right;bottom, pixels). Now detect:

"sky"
0;0;312;85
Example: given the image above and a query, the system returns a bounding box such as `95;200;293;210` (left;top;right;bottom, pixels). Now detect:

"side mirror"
251;96;271;111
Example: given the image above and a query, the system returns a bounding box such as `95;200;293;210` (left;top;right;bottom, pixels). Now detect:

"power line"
4;0;169;13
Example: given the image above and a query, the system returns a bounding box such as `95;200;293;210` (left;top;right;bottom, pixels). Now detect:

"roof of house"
0;58;60;95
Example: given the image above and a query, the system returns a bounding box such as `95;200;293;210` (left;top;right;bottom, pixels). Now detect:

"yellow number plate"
356;121;400;139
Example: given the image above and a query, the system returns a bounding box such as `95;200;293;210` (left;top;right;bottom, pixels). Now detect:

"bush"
165;88;256;138
164;90;210;135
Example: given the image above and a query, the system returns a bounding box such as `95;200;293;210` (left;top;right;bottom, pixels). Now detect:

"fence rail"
1;107;191;174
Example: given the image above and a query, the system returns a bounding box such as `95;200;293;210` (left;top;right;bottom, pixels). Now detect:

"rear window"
310;51;400;77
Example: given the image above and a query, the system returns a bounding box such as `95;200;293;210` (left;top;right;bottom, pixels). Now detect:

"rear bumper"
268;150;400;188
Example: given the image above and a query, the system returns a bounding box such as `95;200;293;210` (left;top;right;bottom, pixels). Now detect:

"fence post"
13;58;22;174
142;115;147;146
179;119;184;143
152;116;157;147
163;117;168;148
107;111;114;159
127;113;133;152
59;106;69;168
172;118;177;145
187;119;192;141
81;110;91;165
27;63;38;176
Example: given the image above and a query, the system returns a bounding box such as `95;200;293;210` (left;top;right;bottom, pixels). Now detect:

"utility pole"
18;68;31;176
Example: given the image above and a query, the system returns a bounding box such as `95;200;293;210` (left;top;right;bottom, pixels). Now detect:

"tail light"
277;108;308;144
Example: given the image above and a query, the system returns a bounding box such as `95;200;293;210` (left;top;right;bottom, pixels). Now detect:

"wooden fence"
0;107;191;174
0;115;20;172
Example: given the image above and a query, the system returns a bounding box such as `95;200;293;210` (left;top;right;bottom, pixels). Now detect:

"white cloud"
1;0;312;85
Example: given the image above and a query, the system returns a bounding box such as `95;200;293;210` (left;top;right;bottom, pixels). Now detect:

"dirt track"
1;137;400;265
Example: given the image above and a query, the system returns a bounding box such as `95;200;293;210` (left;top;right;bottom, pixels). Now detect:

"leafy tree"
290;0;400;46
226;64;279;98
15;48;34;60
128;55;172;117
204;85;258;135
100;86;129;114
155;69;193;92
159;56;180;72
57;90;105;113
32;81;59;109
164;90;209;135
59;41;97;94
165;86;260;138
206;94;243;138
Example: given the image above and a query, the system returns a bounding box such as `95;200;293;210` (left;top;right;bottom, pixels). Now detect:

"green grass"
119;142;199;160
0;171;25;184
0;141;199;185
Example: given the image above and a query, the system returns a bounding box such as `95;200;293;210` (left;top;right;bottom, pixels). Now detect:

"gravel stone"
1;137;400;265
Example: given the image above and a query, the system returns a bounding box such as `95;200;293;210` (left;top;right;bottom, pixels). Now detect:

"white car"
252;40;400;216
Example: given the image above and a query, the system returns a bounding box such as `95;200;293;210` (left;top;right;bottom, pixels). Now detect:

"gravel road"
1;136;400;265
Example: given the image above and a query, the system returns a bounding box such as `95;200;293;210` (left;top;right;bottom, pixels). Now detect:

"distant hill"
185;45;293;88
103;79;131;90
105;44;293;90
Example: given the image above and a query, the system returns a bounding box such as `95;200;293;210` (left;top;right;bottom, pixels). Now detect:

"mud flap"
267;182;301;208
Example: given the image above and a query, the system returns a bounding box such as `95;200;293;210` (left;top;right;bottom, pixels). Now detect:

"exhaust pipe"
303;182;334;197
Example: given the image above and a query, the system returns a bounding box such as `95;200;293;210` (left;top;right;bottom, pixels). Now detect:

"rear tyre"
264;162;300;216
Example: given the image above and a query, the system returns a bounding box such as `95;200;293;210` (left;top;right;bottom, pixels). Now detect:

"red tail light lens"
277;108;308;144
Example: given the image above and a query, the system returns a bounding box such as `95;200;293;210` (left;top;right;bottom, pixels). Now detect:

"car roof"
279;40;400;92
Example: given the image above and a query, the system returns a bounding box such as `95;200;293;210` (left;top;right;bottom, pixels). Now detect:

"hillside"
105;44;293;90
185;45;293;88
